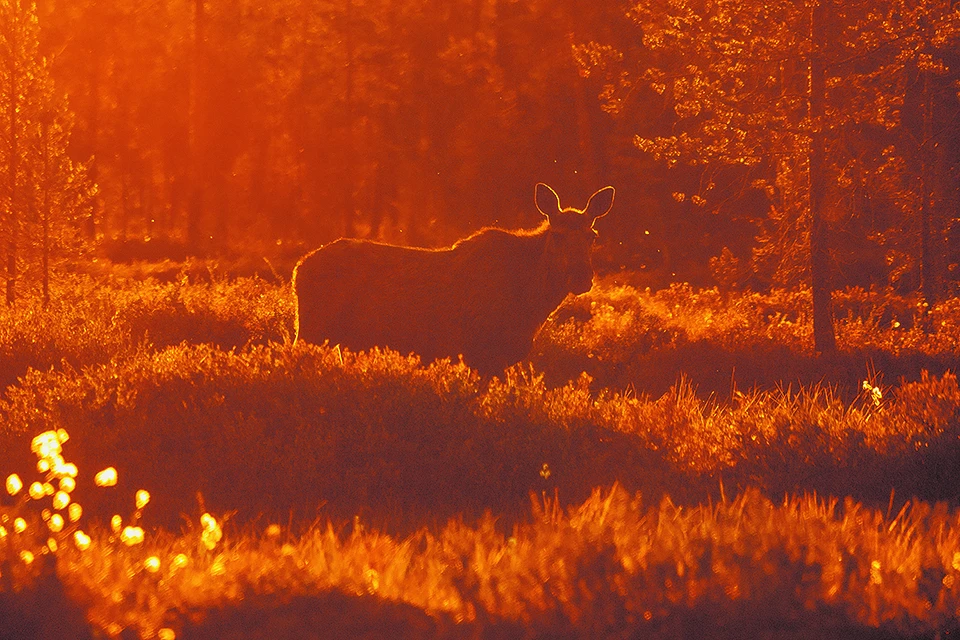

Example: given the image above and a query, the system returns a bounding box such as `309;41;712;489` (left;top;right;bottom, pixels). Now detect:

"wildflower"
870;560;882;585
13;518;26;533
20;550;34;565
135;490;151;510
48;514;64;533
51;459;77;479
95;467;118;487
68;503;83;522
863;380;883;406
47;537;58;553
43;483;54;496
31;431;61;459
73;530;91;551
6;474;22;496
265;524;282;539
200;513;223;551
121;526;145;546
53;491;70;510
158;629;176;640
540;463;551;479
59;477;76;493
144;556;161;573
0;526;5;538
28;481;44;500
111;515;122;533
171;554;189;571
37;459;50;473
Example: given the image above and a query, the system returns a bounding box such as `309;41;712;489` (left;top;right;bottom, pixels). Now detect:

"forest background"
3;0;955;316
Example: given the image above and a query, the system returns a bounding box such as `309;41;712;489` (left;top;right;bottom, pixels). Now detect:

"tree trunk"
5;26;18;306
186;0;206;249
41;118;49;308
809;0;835;354
918;66;939;315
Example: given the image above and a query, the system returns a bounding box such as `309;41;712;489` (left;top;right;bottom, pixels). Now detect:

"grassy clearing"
0;269;959;637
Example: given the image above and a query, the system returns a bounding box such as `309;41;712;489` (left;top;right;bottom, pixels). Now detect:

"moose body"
293;184;614;374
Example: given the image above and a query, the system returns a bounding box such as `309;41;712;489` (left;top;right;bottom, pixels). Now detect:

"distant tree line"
0;0;957;333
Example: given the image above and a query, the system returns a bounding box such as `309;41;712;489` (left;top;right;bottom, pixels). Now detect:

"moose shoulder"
292;183;615;375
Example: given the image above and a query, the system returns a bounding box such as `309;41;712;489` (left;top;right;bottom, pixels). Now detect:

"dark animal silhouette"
292;183;615;374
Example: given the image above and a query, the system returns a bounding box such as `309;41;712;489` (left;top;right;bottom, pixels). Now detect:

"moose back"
292;183;615;375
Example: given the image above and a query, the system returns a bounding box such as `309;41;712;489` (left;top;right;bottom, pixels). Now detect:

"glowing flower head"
144;556;161;573
95;467;118;487
200;513;223;550
120;526;145;546
31;431;61;459
73;530;91;551
110;515;122;533
135;489;151;510
6;474;23;496
28;482;45;500
53;491;70;510
68;503;83;522
48;514;64;533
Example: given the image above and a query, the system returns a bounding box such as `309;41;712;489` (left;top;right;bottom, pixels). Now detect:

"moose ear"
535;183;561;219
585;186;615;222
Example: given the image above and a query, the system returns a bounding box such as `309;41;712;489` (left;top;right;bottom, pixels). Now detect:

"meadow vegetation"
1;264;959;638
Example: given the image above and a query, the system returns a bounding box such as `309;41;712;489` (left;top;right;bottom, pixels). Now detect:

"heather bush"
3;340;960;533
535;282;960;395
0;272;294;391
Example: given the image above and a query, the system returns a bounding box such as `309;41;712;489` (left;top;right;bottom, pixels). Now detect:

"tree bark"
5;21;18;306
186;0;206;249
918;66;939;315
809;0;836;354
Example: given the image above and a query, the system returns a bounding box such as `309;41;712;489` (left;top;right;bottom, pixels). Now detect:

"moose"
292;183;615;375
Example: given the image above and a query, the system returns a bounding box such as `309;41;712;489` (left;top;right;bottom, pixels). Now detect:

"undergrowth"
1;272;959;637
1;342;958;533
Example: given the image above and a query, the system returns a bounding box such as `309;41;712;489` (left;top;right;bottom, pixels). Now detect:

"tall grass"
1;272;960;637
2;341;959;534
534;282;960;395
8;480;960;638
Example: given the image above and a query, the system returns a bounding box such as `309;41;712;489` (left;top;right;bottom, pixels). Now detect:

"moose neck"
530;229;578;320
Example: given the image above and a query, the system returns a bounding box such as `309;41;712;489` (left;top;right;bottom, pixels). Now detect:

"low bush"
2;342;959;533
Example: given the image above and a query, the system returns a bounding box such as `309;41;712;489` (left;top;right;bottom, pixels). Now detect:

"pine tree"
0;0;93;305
582;0;959;353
